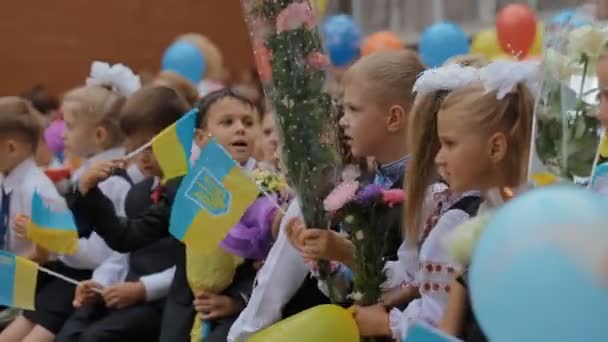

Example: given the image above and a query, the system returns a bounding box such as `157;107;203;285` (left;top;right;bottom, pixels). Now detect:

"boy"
54;86;187;341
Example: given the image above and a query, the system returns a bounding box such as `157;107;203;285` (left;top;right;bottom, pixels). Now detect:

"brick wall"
0;0;254;95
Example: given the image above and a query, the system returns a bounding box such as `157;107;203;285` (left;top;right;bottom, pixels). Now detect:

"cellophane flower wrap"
324;182;406;307
241;0;342;298
532;12;605;186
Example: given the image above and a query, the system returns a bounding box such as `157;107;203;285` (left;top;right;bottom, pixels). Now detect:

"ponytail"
504;83;534;186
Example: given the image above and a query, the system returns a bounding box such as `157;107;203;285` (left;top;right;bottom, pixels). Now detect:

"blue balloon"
419;22;469;68
162;41;206;84
550;9;591;28
471;186;608;342
322;15;362;67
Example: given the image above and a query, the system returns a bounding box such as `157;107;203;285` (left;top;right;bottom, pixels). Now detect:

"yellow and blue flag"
404;323;462;342
0;251;38;310
170;139;259;252
28;192;79;255
152;109;198;181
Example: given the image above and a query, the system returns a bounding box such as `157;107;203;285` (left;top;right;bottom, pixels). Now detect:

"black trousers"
55;302;162;342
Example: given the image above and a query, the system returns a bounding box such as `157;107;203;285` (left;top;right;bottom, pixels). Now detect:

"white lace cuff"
389;308;411;341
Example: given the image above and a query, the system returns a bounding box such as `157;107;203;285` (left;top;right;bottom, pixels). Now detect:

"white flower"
281;96;295;108
413;64;480;95
344;215;355;224
543;48;575;81
341;164;361;182
86;61;141;96
347;291;363;302
355;230;364;241
568;25;608;61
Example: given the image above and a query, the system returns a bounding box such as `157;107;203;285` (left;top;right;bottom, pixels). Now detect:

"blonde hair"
154;70;200;107
177;33;224;82
343;50;425;110
441;82;534;188
62;85;125;148
0;97;45;150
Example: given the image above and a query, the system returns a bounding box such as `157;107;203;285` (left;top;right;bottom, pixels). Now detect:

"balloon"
471;29;503;60
361;31;404;56
249;305;359;342
529;22;544;57
471;186;608;342
419;22;470;68
322;15;362;67
162;41;206;84
496;4;537;58
550;9;591;28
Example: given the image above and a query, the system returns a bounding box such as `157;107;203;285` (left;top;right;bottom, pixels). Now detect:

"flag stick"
38;266;102;294
124;140;153;161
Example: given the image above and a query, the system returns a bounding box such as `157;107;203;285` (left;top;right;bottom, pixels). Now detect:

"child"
71;88;260;342
54;85;189;342
432;61;536;341
257;113;280;171
1;63;139;342
228;50;426;342
351;63;482;340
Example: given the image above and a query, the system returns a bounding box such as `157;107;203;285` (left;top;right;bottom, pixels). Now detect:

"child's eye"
222;119;233;126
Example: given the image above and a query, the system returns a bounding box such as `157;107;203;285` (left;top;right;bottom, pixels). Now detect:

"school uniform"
23;148;132;335
55;177;180;342
228;155;410;342
71;161;258;342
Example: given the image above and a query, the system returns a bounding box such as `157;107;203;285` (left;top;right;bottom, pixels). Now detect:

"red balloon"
496;4;537;59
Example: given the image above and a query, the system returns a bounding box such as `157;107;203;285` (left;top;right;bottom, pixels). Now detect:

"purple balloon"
44;120;65;154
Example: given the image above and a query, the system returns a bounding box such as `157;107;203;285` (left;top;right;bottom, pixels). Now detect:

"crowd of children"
0;29;606;342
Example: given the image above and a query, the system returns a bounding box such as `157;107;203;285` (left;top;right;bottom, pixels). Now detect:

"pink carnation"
323;181;359;212
306;52;329;70
382;189;406;207
276;2;316;33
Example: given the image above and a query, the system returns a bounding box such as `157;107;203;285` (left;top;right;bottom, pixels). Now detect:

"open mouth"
231;140;249;148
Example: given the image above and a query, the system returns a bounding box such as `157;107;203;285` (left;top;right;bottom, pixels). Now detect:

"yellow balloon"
249;305;359;342
529;22;544;56
492;53;515;61
471;29;503;60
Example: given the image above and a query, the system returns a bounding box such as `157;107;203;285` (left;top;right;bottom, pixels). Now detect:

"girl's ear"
488;132;508;165
94;126;109;147
6;139;18;155
386;105;407;133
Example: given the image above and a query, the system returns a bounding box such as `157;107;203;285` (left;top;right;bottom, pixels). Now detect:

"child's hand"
380;286;418;308
74;280;102;308
193;291;243;320
78;159;124;195
12;214;30;240
353;304;392;337
102;281;146;309
285;217;307;251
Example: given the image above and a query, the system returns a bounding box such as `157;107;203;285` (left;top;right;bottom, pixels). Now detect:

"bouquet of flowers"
323;181;406;306
532;15;605;184
241;0;342;298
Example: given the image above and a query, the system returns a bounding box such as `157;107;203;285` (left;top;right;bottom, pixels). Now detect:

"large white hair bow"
413;63;480;95
480;60;540;100
86;61;141;97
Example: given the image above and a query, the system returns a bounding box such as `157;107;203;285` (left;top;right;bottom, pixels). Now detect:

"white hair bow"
413;63;480;95
86;61;141;97
480;60;540;100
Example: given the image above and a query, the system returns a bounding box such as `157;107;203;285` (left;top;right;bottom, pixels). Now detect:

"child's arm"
438;279;467;337
139;266;176;302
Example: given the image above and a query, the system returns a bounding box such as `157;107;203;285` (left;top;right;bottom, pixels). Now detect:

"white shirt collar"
2;158;37;194
243;158;257;172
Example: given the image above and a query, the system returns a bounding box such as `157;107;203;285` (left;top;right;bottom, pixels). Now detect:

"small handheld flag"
152;109;198;181
170;139;260;252
404;323;463;342
28;192;79;255
0;251;38;310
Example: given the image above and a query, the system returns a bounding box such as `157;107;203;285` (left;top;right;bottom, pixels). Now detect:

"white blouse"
388;185;479;341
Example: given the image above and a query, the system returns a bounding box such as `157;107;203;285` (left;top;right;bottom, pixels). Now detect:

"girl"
351;63;482;340
0;61;140;342
228;50;425;342
434;61;537;341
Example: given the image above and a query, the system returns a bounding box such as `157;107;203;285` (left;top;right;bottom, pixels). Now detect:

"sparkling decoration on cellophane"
531;12;604;186
240;0;343;299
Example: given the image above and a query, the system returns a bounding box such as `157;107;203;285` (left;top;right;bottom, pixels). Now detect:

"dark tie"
0;187;11;250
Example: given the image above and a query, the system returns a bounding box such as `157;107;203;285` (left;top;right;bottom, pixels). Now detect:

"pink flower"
276;2;316;33
323;181;359;212
382;189;405;207
306;52;329;70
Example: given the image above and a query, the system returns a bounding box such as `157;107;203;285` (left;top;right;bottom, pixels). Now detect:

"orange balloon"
496;4;537;58
361;31;404;56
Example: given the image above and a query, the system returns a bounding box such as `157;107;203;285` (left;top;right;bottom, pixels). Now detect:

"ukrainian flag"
152;109;198;181
0;251;38;310
170;139;260;252
28;192;79;255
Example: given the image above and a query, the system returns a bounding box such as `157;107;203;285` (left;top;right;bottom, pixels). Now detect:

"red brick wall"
0;0;254;95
